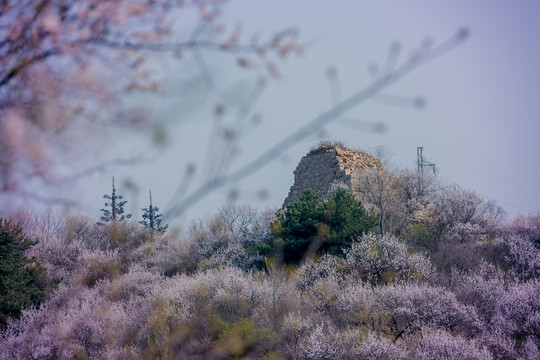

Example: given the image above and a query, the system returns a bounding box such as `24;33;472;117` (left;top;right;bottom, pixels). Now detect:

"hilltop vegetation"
1;176;539;359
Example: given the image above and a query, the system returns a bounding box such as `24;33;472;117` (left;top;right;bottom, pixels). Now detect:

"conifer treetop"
140;189;168;234
98;177;132;224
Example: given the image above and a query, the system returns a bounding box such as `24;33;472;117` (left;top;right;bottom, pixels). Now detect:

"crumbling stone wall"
283;144;384;207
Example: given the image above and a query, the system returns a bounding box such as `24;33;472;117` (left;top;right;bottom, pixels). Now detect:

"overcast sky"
47;0;540;228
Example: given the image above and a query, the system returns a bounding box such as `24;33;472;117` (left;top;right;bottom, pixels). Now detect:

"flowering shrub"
491;279;540;350
509;213;540;244
411;328;493;360
296;255;341;292
374;283;482;338
296;324;403;360
445;222;487;243
450;262;508;322
345;233;433;284
505;235;540;280
2;203;540;358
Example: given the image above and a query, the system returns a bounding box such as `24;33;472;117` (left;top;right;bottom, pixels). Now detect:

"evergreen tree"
0;219;57;328
99;177;132;224
275;189;324;264
322;189;379;255
272;189;378;264
140;190;168;234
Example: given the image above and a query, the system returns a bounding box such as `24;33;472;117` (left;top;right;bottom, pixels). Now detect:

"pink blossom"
40;11;61;34
1;109;27;150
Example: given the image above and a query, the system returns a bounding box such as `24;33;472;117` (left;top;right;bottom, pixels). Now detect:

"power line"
430;151;540;193
446;181;535;213
419;148;537;214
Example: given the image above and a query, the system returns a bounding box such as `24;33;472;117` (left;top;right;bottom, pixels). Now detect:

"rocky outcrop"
283;144;384;207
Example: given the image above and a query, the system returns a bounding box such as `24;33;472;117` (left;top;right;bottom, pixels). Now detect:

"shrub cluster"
1;188;539;359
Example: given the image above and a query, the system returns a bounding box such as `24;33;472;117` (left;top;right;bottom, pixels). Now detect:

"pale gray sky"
35;0;540;227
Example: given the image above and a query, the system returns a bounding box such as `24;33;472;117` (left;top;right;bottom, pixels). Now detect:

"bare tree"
396;167;439;201
352;146;441;235
353;166;404;235
351;146;404;235
426;184;506;245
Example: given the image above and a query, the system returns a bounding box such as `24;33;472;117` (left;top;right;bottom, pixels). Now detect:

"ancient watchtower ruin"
283;144;384;207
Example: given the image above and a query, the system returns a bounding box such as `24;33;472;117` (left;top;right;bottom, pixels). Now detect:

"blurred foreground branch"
0;0;302;208
164;29;470;220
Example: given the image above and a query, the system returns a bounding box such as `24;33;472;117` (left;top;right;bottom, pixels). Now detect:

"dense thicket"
1;183;539;359
0;219;56;329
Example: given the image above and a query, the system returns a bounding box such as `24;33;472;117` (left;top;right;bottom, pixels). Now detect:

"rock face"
283;144;384;207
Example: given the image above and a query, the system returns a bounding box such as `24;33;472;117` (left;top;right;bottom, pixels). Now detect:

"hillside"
1;155;540;359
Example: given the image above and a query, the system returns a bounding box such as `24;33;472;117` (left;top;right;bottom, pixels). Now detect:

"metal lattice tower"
417;147;436;174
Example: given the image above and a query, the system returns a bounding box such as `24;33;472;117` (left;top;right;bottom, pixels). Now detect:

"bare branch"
164;29;469;220
58;155;148;184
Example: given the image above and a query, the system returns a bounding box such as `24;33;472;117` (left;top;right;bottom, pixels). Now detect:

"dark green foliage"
140;205;168;234
533;235;540;249
322;189;379;255
140;193;168;235
99;177;132;224
406;223;432;250
247;243;273;257
244;242;273;270
0;219;56;328
275;189;324;263
272;189;378;264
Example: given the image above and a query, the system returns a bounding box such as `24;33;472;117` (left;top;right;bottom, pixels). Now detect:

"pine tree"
272;188;378;264
1;219;57;328
140;190;168;234
98;177;132;224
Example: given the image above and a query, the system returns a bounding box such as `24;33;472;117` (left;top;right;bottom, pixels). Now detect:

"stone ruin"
283;144;385;207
